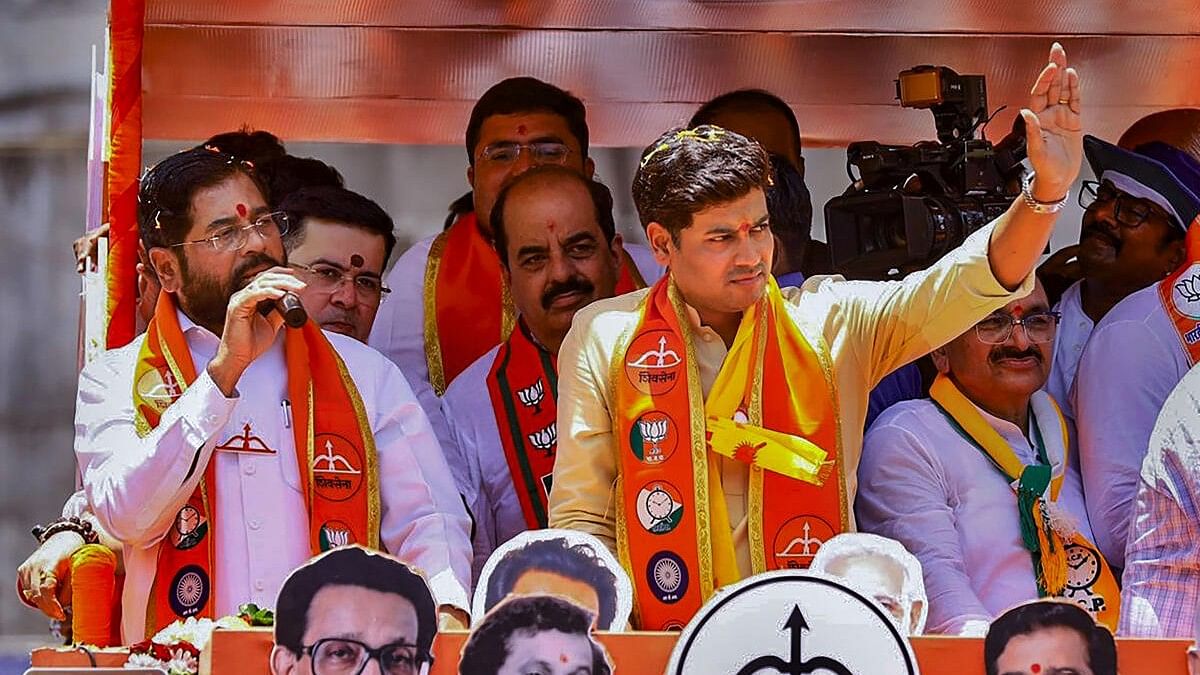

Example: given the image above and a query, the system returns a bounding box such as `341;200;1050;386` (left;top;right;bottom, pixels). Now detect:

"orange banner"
104;0;144;348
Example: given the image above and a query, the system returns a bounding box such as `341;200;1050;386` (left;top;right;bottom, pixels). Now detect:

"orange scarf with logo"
133;292;378;637
424;213;646;395
486;321;560;529
613;277;845;630
1159;217;1200;365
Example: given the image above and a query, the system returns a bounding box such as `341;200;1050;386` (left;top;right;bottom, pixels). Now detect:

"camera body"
826;66;1027;279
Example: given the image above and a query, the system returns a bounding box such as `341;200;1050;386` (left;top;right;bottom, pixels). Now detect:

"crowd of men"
14;42;1200;668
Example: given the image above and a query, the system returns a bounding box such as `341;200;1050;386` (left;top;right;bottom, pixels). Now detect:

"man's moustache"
541;278;595;309
232;253;284;289
990;347;1043;363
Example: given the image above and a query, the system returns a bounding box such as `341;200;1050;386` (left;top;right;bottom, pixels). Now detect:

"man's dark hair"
279;186;398;266
490;166;616;266
274;546;438;660
632;125;772;243
263;155;345;206
459;595;611;675
766;153;814;264
983;601;1116;675
484;538;619;628
137;146;265;249
689;89;803;161
201;129;288;168
465;77;589;165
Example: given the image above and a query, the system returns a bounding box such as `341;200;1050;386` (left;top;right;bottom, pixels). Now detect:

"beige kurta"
547;224;1035;577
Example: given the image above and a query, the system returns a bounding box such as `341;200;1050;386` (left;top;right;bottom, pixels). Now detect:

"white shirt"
1073;283;1191;568
856;397;1094;635
440;345;527;583
368;229;662;458
1047;280;1092;423
75;310;472;640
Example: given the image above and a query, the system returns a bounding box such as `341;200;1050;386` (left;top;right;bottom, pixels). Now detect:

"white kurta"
1073;283;1191;568
440;345;529;583
856;397;1095;635
75;310;473;640
1046;280;1092;423
368;229;662;458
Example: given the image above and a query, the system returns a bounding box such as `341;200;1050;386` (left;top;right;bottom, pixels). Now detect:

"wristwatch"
1021;171;1070;214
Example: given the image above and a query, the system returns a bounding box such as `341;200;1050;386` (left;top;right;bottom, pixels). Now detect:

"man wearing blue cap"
1046;138;1196;421
1072;135;1200;572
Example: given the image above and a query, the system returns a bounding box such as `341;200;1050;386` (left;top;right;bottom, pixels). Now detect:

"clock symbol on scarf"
646;487;674;522
1063;543;1101;592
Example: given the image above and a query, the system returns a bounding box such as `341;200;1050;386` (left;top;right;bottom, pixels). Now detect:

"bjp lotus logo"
517;379;546;414
527;424;557;457
1172;266;1200;319
1177;275;1200;302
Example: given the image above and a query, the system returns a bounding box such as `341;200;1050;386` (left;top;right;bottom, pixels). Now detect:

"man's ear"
909;599;926;635
929;346;951;374
147;247;183;294
269;644;298;675
645;222;674;267
1165;237;1186;276
609;232;625;268
583;156;596;179
467;164;475;190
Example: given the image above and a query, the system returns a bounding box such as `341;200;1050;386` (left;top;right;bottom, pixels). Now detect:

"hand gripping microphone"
257;292;308;328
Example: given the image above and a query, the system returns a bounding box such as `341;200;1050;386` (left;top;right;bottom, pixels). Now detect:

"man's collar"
174;302;219;340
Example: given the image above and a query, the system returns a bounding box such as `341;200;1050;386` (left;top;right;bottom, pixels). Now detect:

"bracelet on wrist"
31;517;99;546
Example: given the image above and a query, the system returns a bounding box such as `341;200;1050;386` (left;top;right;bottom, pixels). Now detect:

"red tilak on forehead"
1011;305;1027;319
517;124;528;135
236;203;247;218
738;221;753;234
350;254;364;268
560;653;569;664
1030;664;1041;674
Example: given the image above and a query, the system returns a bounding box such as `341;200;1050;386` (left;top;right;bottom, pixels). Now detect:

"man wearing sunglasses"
858;280;1119;635
1070;136;1200;572
1045;136;1194;423
66;147;472;640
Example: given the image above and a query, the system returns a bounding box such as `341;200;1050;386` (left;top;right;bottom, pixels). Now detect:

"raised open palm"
1022;42;1083;201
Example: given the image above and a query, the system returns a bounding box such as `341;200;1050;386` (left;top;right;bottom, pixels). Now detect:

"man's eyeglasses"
300;638;431;675
170;211;290;253
1078;180;1174;230
975;311;1061;345
290;262;391;301
477;141;572;166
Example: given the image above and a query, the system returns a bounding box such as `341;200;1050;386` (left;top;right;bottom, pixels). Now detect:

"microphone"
257;292;308;329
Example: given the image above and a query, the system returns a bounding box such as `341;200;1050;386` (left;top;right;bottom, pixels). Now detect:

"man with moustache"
858;281;1119;635
70;147;471;640
1072;138;1200;570
440;166;625;578
369;77;658;454
550;44;1085;630
17;184;401;627
1045;136;1196;422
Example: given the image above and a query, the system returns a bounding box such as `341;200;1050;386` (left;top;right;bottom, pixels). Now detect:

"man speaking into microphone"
73;146;473;641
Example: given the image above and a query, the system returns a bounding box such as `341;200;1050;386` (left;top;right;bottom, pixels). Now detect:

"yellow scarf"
930;374;1120;631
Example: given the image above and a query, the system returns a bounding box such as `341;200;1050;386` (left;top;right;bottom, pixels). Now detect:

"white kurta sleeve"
76;345;237;546
371;357;473;612
1074;314;1184;569
856;417;991;635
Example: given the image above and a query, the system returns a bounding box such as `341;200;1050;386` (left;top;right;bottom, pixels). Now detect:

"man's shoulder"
383;230;439;283
1096;283;1165;329
82;335;146;380
1054;279;1085;316
326;331;407;387
571;288;651;335
443;345;500;407
864;399;943;448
